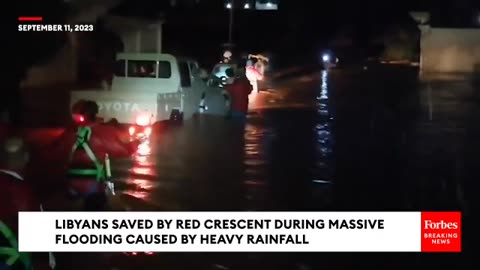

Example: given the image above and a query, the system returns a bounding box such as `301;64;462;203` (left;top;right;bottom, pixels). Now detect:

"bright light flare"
322;54;330;62
72;114;85;124
145;127;152;136
123;252;155;256
223;50;232;58
128;126;135;136
244;3;250;8
136;114;150;126
135;155;147;164
137;142;151;156
226;3;232;8
266;2;273;7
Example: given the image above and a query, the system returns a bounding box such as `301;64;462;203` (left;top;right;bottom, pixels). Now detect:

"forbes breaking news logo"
421;212;461;252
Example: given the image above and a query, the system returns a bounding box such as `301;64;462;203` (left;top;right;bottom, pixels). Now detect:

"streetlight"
244;3;250;9
226;2;232;8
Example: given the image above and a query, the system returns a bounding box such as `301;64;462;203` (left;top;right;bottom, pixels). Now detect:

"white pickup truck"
70;53;229;136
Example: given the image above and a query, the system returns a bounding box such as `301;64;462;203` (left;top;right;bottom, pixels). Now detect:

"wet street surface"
50;66;474;269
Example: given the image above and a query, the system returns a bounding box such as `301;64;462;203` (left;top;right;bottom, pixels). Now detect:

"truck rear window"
126;60;172;78
128;60;157;78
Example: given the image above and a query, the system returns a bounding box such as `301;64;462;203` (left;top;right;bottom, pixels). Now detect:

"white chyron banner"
17;211;456;252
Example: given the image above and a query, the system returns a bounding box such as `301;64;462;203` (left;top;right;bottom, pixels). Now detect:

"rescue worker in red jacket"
225;67;253;121
66;100;139;210
0;137;54;270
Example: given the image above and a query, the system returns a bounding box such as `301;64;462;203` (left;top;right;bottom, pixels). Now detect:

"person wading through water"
0;136;55;270
65;100;140;211
224;67;253;122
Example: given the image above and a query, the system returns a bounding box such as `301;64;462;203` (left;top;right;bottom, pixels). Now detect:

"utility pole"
228;0;234;45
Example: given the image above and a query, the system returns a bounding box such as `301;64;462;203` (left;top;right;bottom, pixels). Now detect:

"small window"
128;60;156;78
114;60;126;77
157;61;172;78
178;62;191;87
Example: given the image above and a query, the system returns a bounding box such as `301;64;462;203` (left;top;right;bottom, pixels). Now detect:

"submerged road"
53;66;473;269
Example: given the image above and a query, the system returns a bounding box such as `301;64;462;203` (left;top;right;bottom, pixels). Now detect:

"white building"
411;12;480;76
104;15;164;54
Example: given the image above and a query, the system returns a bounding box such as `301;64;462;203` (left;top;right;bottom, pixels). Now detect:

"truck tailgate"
70;90;157;124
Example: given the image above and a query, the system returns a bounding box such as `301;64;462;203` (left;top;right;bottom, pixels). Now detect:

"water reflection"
116;70;336;212
120;141;158;200
137;141;151;156
244;122;273;209
134;154;155;167
314;70;333;180
123;178;157;200
249;88;259;104
130;166;155;176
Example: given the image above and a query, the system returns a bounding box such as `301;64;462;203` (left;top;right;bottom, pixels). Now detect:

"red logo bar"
421;211;461;252
18;17;43;21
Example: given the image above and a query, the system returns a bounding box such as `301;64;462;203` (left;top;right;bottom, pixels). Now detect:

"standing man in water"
225;67;253;122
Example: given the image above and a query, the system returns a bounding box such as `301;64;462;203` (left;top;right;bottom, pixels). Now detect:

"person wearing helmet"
66;100;140;210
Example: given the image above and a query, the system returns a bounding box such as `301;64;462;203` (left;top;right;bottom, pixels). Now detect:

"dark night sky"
112;0;478;15
9;0;479;69
108;0;480;66
111;0;480;28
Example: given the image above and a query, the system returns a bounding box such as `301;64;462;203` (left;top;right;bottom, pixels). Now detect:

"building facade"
411;12;480;76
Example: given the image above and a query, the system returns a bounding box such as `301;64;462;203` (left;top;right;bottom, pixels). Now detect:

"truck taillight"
136;114;150;126
145;127;152;136
73;114;85;123
129;126;135;136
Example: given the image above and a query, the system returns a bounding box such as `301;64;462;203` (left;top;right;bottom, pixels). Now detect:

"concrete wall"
420;28;480;74
139;27;161;53
105;16;163;53
120;26;162;53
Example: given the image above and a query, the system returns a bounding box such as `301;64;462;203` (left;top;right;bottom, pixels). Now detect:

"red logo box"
421;212;461;252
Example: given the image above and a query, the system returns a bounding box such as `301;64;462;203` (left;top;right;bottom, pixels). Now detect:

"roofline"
116;53;176;61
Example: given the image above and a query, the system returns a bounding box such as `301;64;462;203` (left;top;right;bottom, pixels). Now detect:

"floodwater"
114;70;334;212
58;66;474;269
